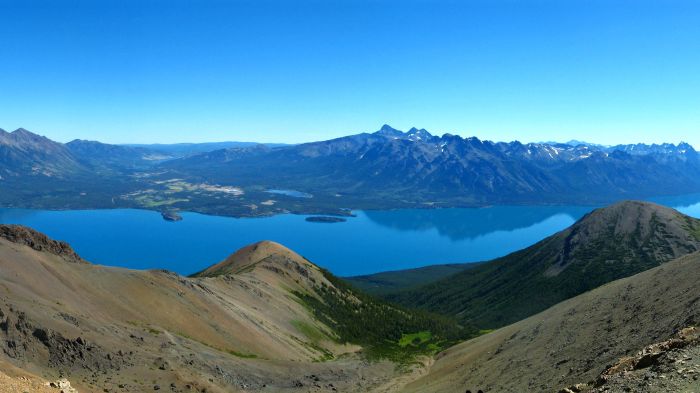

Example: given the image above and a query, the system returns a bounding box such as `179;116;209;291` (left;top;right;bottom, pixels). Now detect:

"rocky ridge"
0;224;84;263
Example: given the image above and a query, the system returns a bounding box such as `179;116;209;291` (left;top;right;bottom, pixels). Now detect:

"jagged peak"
678;141;696;152
375;124;404;137
66;139;109;146
406;127;432;140
0;225;85;264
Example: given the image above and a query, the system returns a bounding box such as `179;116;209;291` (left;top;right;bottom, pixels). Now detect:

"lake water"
266;189;313;198
1;195;699;276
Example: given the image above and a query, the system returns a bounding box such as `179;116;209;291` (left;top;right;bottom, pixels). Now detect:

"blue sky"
1;0;699;146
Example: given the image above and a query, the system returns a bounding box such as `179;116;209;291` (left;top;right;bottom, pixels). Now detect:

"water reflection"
650;193;700;217
363;205;593;241
0;208;41;222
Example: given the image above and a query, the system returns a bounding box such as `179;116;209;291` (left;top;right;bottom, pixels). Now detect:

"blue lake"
1;195;699;276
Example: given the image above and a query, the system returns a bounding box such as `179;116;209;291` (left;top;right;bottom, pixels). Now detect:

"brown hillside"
403;251;700;392
0;228;412;393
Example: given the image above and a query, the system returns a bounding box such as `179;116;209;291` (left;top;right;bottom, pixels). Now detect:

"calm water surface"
1;195;699;276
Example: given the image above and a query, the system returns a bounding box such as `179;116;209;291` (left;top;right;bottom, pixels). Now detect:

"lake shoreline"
1;195;698;277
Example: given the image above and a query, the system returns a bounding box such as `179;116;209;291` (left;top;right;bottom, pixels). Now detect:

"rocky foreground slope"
0;226;447;392
403;251;700;392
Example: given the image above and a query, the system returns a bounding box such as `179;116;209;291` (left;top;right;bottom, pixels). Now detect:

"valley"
2;201;700;392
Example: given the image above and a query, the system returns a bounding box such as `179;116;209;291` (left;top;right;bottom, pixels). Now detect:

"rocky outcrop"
47;378;78;393
0;306;131;375
560;326;700;392
0;225;85;263
0;371;69;393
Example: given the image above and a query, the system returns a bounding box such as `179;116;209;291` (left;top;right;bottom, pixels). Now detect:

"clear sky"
1;0;699;146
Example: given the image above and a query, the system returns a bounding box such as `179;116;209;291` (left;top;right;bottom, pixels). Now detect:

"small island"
305;216;346;224
161;211;183;222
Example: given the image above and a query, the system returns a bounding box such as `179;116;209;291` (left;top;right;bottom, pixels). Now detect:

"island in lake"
305;216;346;223
161;211;183;222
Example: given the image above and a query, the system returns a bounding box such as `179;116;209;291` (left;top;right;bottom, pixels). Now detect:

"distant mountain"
68;140;292;170
162;125;700;207
66;139;169;171
607;141;696;158
4;126;700;218
565;139;602;147
125;141;289;158
387;201;700;328
0;128;84;178
0;128;289;179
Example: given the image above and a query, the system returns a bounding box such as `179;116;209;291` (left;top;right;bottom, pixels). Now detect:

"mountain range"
0;128;84;178
2;126;700;217
163;124;700;207
0;128;285;177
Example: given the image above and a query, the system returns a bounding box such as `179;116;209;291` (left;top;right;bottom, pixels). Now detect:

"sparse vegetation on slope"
294;268;477;363
403;251;700;393
194;241;477;363
387;201;700;329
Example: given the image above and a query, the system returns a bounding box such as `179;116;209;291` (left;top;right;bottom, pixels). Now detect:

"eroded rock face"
0;306;131;375
563;326;700;392
0;225;85;264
